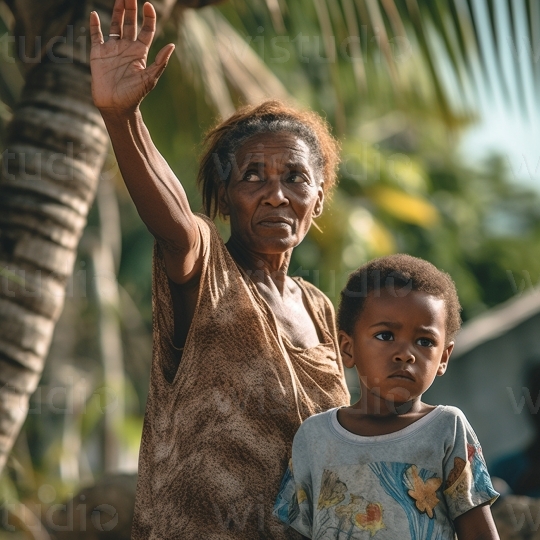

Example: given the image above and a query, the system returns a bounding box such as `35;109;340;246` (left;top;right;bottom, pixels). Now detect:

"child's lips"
389;370;415;381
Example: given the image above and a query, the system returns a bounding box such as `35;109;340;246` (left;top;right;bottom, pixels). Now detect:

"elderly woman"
90;1;349;538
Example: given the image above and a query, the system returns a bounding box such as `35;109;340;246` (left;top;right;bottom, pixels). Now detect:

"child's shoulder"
435;404;470;422
297;407;337;436
429;404;477;435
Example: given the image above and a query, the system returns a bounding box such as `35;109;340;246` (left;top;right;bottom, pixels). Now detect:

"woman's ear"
338;330;355;369
218;182;230;216
437;341;454;376
312;188;324;218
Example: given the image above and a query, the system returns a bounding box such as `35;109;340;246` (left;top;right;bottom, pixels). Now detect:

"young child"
274;254;500;539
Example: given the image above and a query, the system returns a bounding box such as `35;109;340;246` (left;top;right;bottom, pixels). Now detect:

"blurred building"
424;289;540;465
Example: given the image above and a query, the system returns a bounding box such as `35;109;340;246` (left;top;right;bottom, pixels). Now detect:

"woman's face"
220;131;324;256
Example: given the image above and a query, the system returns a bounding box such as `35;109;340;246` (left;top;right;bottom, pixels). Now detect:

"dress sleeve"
273;428;313;537
442;410;499;520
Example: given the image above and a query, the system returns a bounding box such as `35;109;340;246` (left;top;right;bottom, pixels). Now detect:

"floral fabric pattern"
273;406;498;539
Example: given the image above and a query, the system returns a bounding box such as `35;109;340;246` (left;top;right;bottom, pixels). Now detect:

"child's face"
339;289;454;411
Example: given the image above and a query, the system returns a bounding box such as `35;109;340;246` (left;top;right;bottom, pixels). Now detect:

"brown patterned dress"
132;214;350;539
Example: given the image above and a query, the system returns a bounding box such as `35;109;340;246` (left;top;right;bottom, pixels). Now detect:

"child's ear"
338;330;355;369
437;341;454;376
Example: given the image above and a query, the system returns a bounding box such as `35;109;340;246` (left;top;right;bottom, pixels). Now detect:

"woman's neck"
226;237;292;293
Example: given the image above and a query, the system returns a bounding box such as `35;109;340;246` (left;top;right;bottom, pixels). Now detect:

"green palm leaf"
200;0;539;124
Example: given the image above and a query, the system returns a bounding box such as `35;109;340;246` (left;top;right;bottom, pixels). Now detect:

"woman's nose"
262;177;288;206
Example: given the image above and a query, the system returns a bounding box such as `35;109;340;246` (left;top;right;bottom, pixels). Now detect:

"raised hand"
89;0;175;114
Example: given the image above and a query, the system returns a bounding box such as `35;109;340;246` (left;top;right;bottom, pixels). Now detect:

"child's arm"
454;503;500;540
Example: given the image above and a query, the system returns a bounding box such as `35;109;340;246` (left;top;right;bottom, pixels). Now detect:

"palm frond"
207;10;290;102
527;0;540;89
229;0;540;124
263;0;286;33
174;6;290;119
342;0;366;89
365;0;399;88
174;8;235;118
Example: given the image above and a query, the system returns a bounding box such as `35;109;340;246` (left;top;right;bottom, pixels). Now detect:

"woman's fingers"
109;0;125;38
156;43;175;65
137;2;156;48
123;0;138;41
89;11;104;46
146;43;175;82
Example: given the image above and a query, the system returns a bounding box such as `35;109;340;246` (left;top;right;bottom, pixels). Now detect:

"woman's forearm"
101;108;199;252
89;2;198;281
100;108;203;283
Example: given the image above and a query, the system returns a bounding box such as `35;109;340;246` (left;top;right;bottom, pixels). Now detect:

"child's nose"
393;347;415;363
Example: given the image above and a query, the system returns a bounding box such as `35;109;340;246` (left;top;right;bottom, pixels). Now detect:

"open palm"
89;0;174;113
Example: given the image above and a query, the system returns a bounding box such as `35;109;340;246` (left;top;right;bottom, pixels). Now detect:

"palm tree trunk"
0;5;112;473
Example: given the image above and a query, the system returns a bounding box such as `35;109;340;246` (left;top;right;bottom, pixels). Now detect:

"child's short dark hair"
337;254;462;342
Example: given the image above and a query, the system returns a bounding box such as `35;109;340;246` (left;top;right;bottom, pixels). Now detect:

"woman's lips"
258;218;292;228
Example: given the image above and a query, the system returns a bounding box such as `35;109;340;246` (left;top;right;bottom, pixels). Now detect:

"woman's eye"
417;338;434;347
375;332;393;341
244;173;262;182
287;174;305;183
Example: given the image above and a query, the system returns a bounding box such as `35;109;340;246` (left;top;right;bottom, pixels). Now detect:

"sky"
461;109;540;189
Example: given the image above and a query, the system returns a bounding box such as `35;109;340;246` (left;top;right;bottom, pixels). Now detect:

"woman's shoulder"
193;212;215;226
292;276;334;311
192;212;220;241
191;213;237;266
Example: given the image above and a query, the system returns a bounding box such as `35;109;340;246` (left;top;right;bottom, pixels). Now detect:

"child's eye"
417;338;434;347
375;331;393;341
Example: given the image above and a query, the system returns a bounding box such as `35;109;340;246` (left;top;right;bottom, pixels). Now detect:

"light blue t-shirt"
274;405;498;539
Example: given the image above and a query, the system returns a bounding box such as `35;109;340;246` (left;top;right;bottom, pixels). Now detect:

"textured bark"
0;3;112;473
5;0;79;75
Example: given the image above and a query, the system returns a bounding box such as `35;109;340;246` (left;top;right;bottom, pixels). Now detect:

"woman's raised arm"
89;0;202;284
